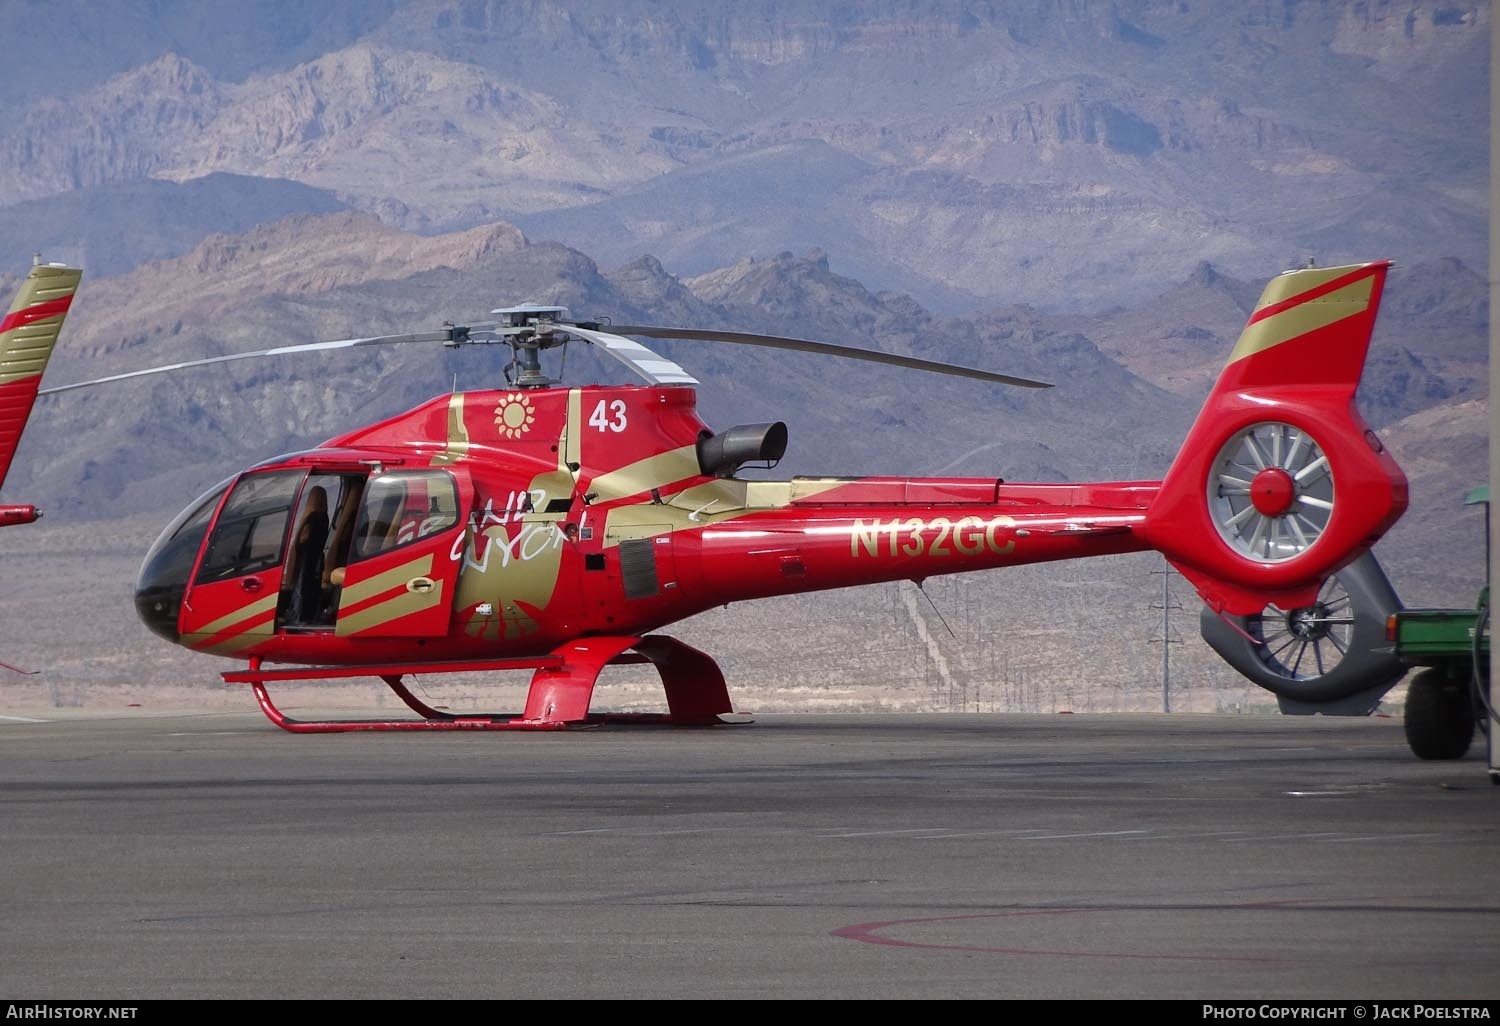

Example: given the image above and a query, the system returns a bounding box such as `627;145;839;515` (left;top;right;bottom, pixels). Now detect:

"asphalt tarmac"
0;708;1495;1001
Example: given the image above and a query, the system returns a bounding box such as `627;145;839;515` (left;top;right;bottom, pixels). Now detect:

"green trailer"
1387;487;1492;760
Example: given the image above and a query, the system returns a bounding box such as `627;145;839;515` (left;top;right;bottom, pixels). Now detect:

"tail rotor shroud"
1209;421;1335;563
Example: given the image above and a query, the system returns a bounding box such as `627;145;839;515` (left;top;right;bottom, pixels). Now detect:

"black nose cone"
134;583;183;644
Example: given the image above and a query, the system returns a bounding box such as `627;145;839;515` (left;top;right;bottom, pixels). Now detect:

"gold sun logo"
494;392;536;439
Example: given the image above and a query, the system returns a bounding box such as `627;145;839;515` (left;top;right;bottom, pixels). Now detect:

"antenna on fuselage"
914;579;956;639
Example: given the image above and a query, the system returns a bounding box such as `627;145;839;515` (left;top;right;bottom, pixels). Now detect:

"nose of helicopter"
134;526;191;644
134;565;183;643
133;478;233;645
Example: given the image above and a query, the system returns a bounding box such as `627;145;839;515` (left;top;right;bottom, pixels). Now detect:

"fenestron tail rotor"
1208;421;1335;563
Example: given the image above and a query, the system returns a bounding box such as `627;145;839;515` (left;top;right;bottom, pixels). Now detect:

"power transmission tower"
1149;564;1185;712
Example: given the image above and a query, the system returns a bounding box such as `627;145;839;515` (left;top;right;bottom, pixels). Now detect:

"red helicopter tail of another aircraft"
0;260;82;526
1139;260;1407;617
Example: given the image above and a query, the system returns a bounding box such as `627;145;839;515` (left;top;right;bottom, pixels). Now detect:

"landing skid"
221;635;746;734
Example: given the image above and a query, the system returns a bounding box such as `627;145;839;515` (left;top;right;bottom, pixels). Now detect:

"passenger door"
333;467;470;638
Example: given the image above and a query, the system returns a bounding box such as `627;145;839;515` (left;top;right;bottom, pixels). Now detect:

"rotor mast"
488;305;573;389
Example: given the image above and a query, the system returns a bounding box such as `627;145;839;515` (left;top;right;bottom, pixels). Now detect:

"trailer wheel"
1403;667;1474;760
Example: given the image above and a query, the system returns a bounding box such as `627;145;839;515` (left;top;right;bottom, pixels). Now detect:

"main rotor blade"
560;325;700;386
38;329;459;396
606;325;1053;389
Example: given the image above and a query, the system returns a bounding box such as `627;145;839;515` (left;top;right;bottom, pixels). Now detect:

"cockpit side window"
348;470;460;562
194;470;304;584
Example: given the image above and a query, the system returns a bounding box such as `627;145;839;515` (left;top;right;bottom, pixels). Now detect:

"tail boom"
1141;261;1408;615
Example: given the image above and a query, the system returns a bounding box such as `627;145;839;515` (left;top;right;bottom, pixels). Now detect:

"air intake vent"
618;539;660;599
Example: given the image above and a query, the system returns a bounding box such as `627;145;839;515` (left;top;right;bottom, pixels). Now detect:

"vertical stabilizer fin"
1141;261;1407;615
0;261;82;520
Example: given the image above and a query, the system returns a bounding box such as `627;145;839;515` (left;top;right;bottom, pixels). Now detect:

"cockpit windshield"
134;476;234;643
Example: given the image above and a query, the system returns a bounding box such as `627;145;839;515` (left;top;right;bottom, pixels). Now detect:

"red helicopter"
0;258;82;528
42;259;1407;732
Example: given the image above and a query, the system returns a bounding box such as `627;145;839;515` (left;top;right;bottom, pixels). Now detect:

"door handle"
241;578;263;593
406;577;436;594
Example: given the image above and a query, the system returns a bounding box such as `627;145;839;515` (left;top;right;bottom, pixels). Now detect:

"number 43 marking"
589;399;627;433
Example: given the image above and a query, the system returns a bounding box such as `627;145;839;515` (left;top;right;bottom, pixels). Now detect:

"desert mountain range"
0;1;1487;312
